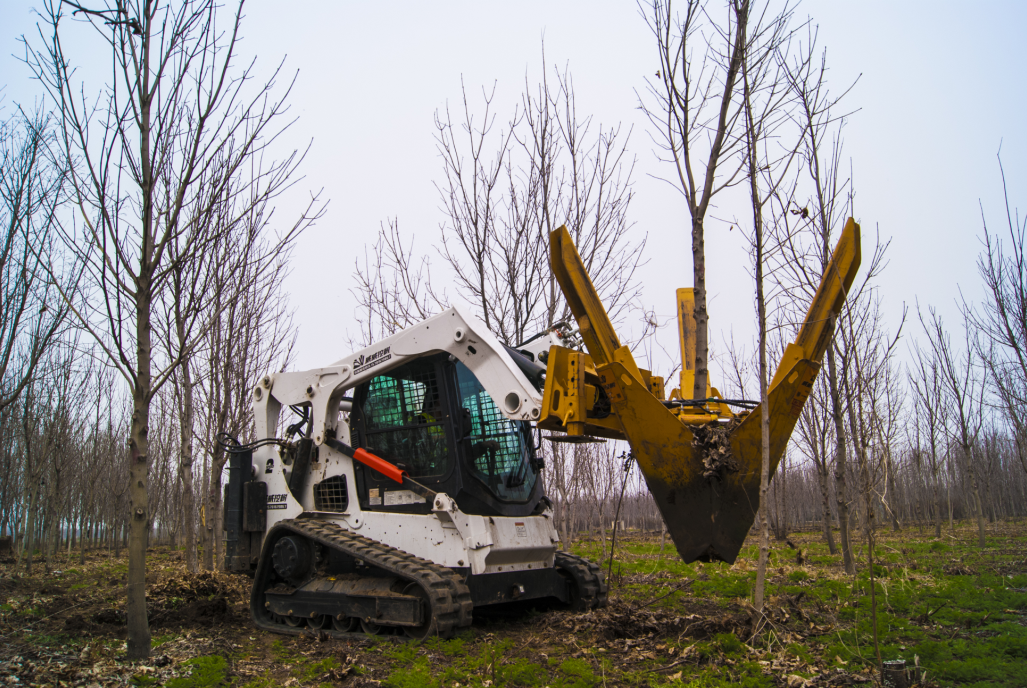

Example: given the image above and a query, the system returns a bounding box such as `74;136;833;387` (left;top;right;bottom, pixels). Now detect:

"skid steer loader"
222;219;860;638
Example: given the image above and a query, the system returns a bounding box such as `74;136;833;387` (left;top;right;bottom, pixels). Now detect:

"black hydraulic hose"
662;398;759;411
216;432;292;454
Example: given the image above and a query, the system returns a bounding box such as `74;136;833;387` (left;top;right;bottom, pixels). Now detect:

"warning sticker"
384;490;426;506
515;522;527;538
369;488;381;506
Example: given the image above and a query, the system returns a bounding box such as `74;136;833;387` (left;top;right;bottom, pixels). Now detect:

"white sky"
3;1;1026;388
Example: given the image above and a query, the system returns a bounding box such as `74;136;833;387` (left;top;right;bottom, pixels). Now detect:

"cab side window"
455;361;536;502
359;362;451;479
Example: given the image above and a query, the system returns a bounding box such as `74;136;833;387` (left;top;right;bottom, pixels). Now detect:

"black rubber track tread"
554;551;609;611
250;519;473;639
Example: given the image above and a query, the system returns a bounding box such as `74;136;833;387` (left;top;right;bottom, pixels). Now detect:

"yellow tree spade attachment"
540;219;861;563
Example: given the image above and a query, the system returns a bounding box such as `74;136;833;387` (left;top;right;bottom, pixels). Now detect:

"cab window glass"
359;362;450;478
455;361;536;502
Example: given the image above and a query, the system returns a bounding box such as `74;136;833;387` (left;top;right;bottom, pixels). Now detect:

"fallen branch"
630;579;693;612
647;646;696;673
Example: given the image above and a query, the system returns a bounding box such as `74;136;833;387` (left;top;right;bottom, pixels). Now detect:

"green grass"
560;523;1027;687
152;633;178;648
383;637;587;688
671;662;774;688
270;639;299;665
297;657;341;683
165;656;228;688
237;673;277;688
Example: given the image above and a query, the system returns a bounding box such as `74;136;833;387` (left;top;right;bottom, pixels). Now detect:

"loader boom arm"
252;306;545;455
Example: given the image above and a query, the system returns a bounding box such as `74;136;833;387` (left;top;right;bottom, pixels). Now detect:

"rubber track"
251;518;473;638
554;551;609;611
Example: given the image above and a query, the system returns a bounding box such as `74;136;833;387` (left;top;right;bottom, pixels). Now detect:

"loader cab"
349;353;543;517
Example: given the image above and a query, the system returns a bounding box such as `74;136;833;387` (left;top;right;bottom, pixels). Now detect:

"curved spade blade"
598;358;819;563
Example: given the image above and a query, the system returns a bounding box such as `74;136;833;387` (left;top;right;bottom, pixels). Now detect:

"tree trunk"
886;452;900;532
79;512;88;564
947;464;954;530
207;446;229;571
44;493;57;568
826;344;854;573
126;286;153;659
21;400;40;575
178;352;198;573
201;449;212;570
753;376;771;610
967;454;986;548
23;483;39;575
559;493;570;551
691;215;710;400
775;456;788;540
817;457;838;553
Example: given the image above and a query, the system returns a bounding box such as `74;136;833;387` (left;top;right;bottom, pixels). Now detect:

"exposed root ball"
690;419;741;480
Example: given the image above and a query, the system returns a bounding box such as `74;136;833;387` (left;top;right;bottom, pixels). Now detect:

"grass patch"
165;656;228;688
297;657;340;683
562;522;1027;687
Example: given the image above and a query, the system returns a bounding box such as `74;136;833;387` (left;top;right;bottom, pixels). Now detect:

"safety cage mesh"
313;475;348;512
359;364;450;478
455;361;535;502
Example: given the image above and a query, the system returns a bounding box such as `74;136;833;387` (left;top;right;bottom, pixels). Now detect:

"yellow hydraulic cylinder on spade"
538;219;861;563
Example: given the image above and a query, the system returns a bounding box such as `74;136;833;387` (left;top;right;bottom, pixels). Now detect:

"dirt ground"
1;524;1024;687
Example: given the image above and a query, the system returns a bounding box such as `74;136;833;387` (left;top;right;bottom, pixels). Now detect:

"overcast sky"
3;1;1025;386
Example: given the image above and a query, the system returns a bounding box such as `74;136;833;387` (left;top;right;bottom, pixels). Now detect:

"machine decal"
267;493;288;510
384;490;425;506
597;369;626;403
368;487;381;505
515;522;527;537
789;371;817;418
354;346;392;374
265;458;274;474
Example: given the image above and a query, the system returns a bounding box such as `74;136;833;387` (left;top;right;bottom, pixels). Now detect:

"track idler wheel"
272;536;312;584
401;582;434;639
332;615;360;632
360;619;385;635
309;614;331;630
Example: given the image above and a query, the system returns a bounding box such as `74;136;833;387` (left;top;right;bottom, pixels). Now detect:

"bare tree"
361;64;642;346
25;0;317;657
969;153;1027;476
734;0;806;611
196;229;296;570
846;343;902;676
774;25;864;574
16;340;82;574
354;60;643;352
794;373;837;551
640;0;751;401
908;335;949;538
919;306;988;548
155;149;300;572
0;109;72;412
352;218;449;345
